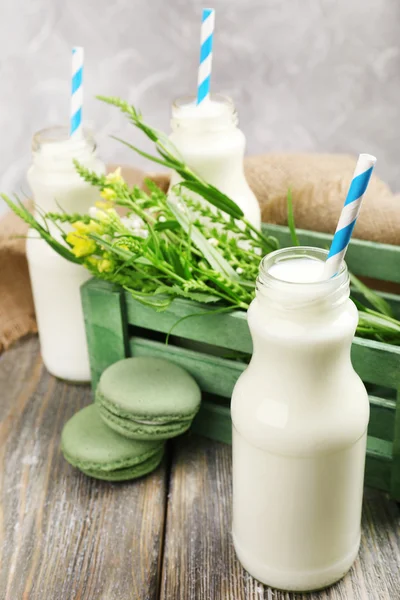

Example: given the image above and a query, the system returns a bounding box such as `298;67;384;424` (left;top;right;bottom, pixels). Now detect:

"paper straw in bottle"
70;46;84;138
324;153;377;278
197;8;215;105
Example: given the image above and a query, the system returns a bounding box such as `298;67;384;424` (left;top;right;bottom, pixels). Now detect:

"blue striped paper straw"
197;8;215;105
70;47;84;138
324;153;377;278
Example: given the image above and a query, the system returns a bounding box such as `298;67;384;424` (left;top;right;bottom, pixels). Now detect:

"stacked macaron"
61;357;201;481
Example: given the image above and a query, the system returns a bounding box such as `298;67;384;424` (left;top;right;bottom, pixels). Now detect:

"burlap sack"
245;154;400;245
0;155;399;352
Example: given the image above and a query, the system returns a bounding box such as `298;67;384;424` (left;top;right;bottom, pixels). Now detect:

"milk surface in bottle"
231;247;369;592
169;94;261;228
26;126;106;382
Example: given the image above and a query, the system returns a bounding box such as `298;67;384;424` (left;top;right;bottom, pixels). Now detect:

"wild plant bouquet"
2;96;400;344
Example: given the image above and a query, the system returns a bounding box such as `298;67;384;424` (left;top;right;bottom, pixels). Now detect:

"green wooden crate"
81;224;400;501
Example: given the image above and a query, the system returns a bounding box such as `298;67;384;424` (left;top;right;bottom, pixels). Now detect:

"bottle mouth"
32;125;96;154
257;247;349;310
171;94;238;131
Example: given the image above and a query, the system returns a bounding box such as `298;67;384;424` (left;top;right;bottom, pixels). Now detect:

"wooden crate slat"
127;295;400;391
351;338;400;388
129;336;245;397
264;224;400;283
368;396;396;442
351;290;400;319
390;388;400;501
192;400;232;445
126;295;252;353
81;279;130;391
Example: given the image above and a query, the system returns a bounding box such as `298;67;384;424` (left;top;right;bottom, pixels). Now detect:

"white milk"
27;127;106;382
168;95;261;228
231;247;369;592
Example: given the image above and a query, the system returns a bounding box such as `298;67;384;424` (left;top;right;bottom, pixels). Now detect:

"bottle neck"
31;126;96;172
256;247;350;316
170;94;238;134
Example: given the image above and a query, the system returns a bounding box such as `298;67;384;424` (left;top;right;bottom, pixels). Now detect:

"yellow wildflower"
105;167;123;184
100;187;117;202
86;256;100;268
98;258;114;273
65;232;97;257
73;220;101;234
95;200;113;209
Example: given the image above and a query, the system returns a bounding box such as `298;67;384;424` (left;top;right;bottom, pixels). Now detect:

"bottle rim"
32;125;96;153
257;246;349;310
171;94;238;131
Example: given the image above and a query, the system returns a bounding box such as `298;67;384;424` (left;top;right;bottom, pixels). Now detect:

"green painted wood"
390;388;400;501
368;396;396;442
365;437;393;494
129;336;246;397
192;399;233;444
264;224;400;283
81;278;130;392
351;289;400;319
126;294;252;353
351;338;400;388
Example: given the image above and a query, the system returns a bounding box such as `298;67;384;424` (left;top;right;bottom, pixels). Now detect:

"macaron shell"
61;404;164;477
97;402;193;440
96;357;201;419
79;446;164;481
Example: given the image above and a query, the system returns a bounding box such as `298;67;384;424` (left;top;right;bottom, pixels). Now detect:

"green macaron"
95;357;201;440
61;404;164;481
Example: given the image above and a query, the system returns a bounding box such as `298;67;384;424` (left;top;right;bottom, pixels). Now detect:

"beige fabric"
245;153;400;245
0;155;398;352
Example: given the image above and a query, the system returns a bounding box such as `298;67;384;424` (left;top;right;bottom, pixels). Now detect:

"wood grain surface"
1;338;400;600
160;435;400;600
0;337;167;600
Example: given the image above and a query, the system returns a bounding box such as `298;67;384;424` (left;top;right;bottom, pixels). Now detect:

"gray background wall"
1;0;399;215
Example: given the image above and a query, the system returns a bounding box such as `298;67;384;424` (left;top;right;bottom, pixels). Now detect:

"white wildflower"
121;215;145;231
158;215;167;223
208;238;218;247
236;267;244;275
89;206;99;219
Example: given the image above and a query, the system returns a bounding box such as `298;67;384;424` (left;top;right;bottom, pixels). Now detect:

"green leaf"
167;198;240;281
287;187;300;246
125;287;173;311
165;246;187;279
154;220;181;232
177;180;243;219
358;311;400;335
1;194;82;264
110;136;174;169
350;272;394;318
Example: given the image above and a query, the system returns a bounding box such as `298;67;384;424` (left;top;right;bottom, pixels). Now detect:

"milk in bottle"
169;94;261;228
26;127;106;382
231;247;369;591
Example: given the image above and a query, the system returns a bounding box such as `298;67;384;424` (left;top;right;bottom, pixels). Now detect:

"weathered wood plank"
0;337;167;600
264;224;400;283
160;435;400;600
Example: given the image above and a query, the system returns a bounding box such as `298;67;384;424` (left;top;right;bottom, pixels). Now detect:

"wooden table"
1;337;400;600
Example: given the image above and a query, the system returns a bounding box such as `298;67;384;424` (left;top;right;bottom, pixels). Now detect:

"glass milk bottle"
26;127;106;382
231;247;369;592
168;94;261;228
